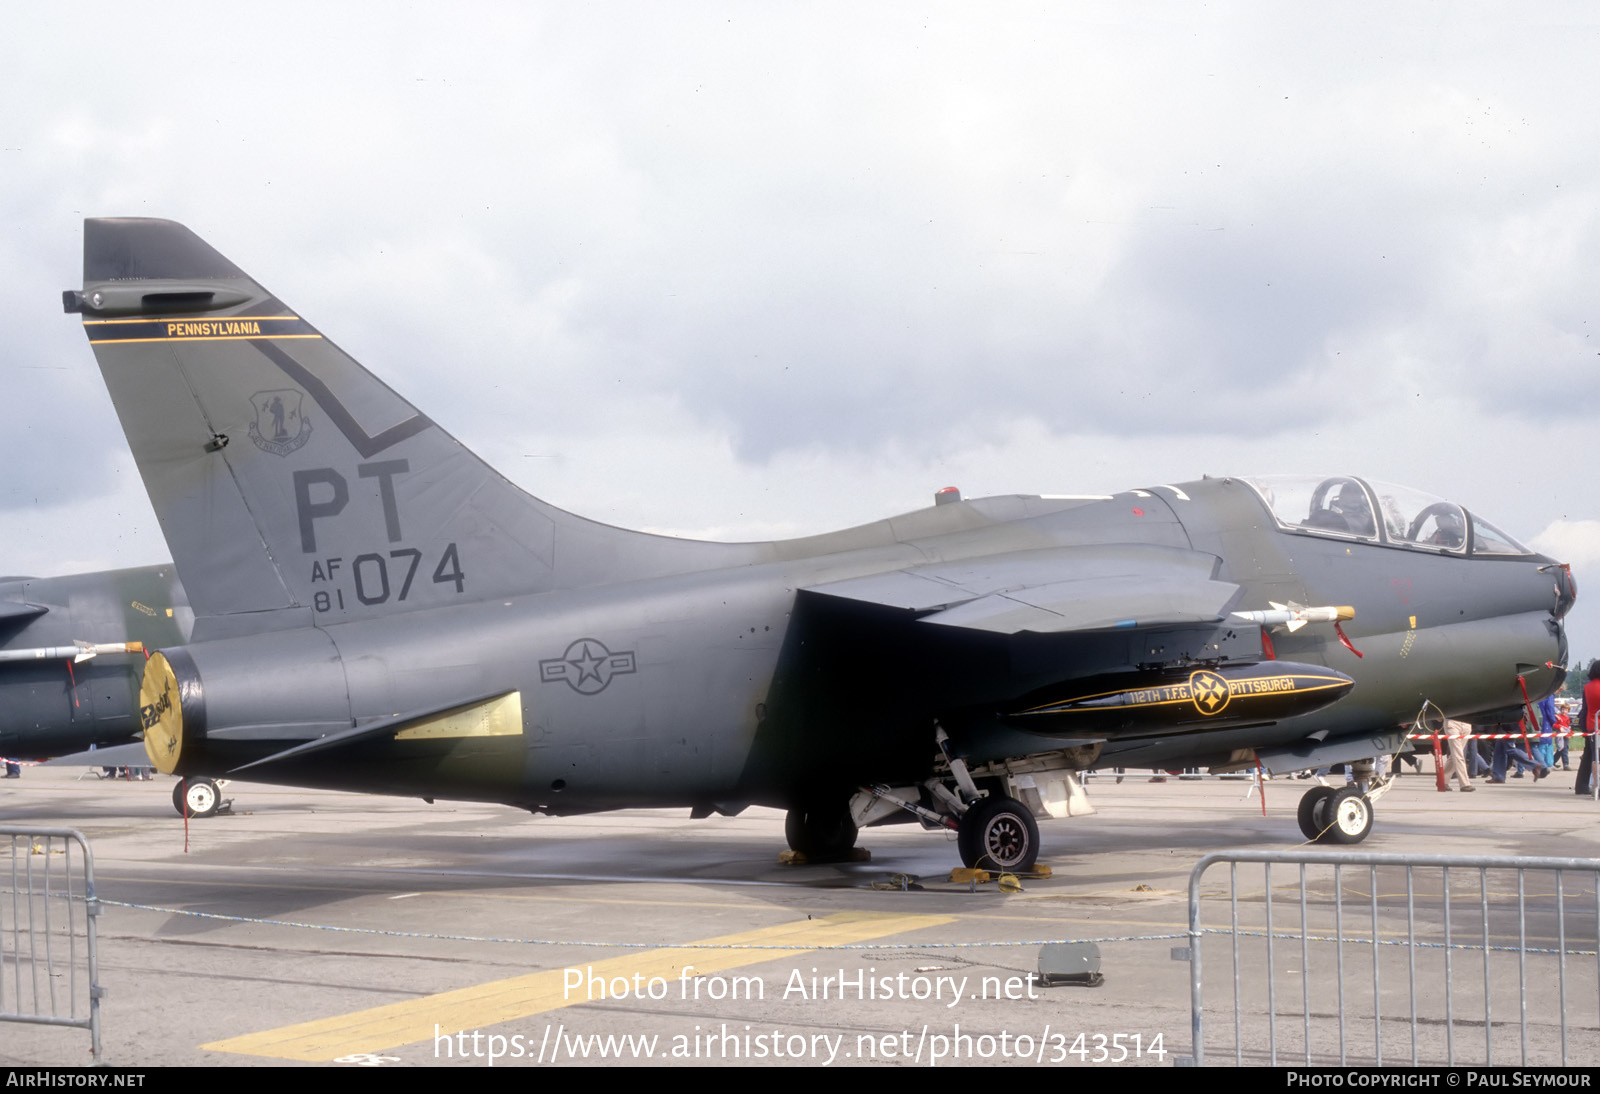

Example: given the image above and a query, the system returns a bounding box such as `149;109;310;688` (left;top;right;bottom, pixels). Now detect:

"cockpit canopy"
1241;475;1533;557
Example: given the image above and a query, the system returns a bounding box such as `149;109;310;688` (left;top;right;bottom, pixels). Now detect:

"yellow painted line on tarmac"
201;910;951;1062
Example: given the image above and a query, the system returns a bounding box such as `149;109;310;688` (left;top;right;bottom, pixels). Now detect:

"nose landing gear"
1295;757;1387;844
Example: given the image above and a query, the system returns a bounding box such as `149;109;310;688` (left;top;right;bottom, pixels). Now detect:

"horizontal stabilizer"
804;545;1241;634
44;742;151;767
207;723;347;742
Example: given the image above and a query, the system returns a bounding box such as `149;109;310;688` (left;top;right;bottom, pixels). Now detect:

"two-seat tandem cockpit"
1242;474;1539;558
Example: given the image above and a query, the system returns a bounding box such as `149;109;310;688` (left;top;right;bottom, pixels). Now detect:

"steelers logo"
139;652;184;773
1189;669;1232;716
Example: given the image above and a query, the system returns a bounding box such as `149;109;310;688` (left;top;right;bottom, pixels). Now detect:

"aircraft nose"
1525;571;1572;699
1546;563;1575;694
1550;622;1570;694
1550;563;1577;621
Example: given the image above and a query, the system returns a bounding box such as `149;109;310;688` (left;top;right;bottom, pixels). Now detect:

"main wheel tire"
1322;786;1373;844
784;802;858;858
1296;786;1337;841
173;777;220;819
957;795;1040;872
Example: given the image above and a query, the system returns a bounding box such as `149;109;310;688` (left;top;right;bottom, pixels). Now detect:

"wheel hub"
1334;796;1367;834
985;816;1028;865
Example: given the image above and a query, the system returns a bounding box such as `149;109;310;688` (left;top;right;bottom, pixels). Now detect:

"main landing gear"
838;783;1043;871
956;794;1040;872
784;800;860;860
829;724;1083;872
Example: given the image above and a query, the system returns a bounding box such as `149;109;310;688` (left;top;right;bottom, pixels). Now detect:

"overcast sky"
3;2;1596;660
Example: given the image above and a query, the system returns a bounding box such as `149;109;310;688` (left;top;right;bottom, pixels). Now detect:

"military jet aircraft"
57;218;1573;870
0;565;226;813
0;565;186;757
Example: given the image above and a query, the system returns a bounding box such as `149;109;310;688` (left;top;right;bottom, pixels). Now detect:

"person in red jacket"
1574;662;1600;796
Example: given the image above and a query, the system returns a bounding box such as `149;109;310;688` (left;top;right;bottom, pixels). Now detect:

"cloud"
1;6;1595;627
1531;520;1600;573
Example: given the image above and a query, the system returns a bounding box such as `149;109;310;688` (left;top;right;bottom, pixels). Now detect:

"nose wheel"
1297;786;1335;840
1297;784;1373;844
1322;786;1374;843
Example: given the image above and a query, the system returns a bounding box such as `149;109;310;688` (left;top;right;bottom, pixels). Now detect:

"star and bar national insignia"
540;638;638;695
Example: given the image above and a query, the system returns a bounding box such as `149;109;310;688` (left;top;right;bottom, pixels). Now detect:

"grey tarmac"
4;762;1598;1068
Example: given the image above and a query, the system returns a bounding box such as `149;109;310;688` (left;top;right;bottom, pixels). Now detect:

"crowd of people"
1431;659;1600;794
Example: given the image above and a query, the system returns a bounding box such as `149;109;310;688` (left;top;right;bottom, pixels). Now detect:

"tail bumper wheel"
957;795;1040;872
173;777;221;819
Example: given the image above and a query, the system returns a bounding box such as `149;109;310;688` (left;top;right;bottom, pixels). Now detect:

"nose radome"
1550;563;1577;621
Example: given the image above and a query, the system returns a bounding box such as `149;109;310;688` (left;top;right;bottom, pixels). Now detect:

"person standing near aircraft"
1469;731;1493;779
1576;662;1600;796
1489;723;1546;783
1533;694;1559;769
1441;719;1476;792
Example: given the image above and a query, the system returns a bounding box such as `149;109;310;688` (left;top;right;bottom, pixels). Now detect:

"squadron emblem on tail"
248;389;312;456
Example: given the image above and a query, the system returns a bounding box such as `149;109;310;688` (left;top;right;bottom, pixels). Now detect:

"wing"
791;545;1348;755
801;544;1243;634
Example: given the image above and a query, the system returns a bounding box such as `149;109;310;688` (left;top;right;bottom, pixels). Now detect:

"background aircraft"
57;218;1572;870
0;566;225;812
0;566;247;817
0;565;186;758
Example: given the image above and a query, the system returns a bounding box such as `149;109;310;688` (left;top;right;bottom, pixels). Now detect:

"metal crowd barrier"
1179;850;1600;1067
2;827;102;1062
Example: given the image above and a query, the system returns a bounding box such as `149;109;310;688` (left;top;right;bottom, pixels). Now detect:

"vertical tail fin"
68;219;739;634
